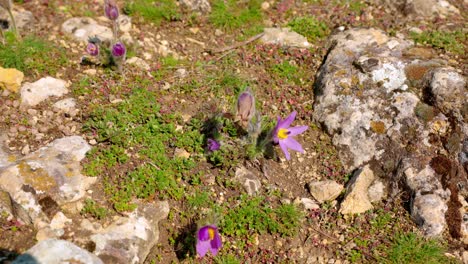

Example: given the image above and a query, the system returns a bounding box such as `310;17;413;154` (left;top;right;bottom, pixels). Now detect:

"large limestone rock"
13;239;103;264
0;136;94;225
0;67;24;93
340;166;375;214
21;77;69;107
88;202;170;264
375;0;460;18
308;180;343;203
313;28;466;236
61;17;113;43
0;9;34;31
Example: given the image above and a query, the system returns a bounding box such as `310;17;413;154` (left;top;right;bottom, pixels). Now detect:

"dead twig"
310;226;340;242
208;32;265;54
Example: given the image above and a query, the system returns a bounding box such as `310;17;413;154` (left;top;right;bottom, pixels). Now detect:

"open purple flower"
272;111;308;160
104;0;119;20
111;42;126;57
207;138;220;151
86;42;99;56
196;225;222;257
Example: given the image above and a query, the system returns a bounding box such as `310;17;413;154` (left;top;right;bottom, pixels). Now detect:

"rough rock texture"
0;9;34;30
20;77;68;107
375;0;460;18
180;0;211;13
0;67;24;93
61;17;113;43
308;180;343;203
88;202;169;264
313;28;467;236
340;166;375;214
53;98;76;112
0;136;94;227
13;239;103;264
261;28;311;48
235;166;261;195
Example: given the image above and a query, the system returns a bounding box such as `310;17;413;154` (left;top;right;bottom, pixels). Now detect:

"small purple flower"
196;225;222;257
86;42;99;56
104;0;119;20
111;42;126;57
272;111;308;160
207;138;220;151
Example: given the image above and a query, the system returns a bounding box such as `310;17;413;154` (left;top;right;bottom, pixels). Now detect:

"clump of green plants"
83;88;204;212
410;30;466;54
287;15;329;41
378;232;457;264
124;0;180;25
80;199;109;220
0;33;66;75
217;195;303;237
209;0;263;31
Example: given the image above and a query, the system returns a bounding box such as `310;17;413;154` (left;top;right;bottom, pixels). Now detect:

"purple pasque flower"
237;88;255;127
196;225;222;257
111;42;126;57
207;138;220;151
272;111;308;160
86;42;99;56
104;0;119;20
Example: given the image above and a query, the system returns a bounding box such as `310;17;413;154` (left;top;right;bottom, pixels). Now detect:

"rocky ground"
0;0;467;263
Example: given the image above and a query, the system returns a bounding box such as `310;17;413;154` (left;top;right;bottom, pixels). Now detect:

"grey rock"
13;239;103;264
126;57;151;71
261;28;311;48
0;136;94;225
340;165;374;214
0;189;13;219
21;77;68;107
411;194;447;237
91;201;169;264
53;98;76;112
61;17;113;43
117;15;132;33
180;0;211;13
300;197;320;210
368;179;385;203
235;166;261;195
376;0;460;18
0;9;34;31
308;180;343;203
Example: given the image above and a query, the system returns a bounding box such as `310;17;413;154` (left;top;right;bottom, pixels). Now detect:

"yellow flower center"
208;228;215;240
277;128;289;139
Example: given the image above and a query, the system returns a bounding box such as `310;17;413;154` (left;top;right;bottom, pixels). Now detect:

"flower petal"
196;239;211;257
281;111;297;128
283;137;304;153
279;140;291;160
197;226;210;241
210;232;222;256
288;125;308;137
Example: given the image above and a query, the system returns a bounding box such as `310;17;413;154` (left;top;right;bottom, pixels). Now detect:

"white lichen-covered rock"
180;0;211;13
376;0;460;18
0;9;34;30
313;27;465;236
340;165;375;214
0;136;94;225
61;17;113;43
53;98;77;112
21;77;68;107
261;28;311;48
90;202;169;264
13;239;103;264
308;180;343;203
235;166;261;196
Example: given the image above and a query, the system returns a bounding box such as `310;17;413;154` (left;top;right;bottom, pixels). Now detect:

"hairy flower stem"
7;8;19;39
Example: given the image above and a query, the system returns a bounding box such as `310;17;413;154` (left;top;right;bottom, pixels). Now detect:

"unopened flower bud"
111;42;126;57
86;42;99;56
104;0;119;21
237;88;255;128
